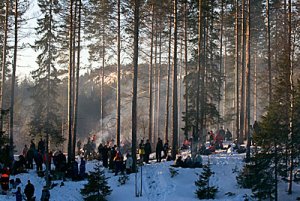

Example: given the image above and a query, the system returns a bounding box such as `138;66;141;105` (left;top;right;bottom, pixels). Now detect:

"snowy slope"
1;153;300;201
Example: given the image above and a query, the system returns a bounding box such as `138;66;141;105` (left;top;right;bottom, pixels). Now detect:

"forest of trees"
0;0;300;196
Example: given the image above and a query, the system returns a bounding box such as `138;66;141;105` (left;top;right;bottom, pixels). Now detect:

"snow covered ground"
1;153;300;201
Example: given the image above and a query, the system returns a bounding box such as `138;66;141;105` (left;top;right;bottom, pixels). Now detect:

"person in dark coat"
34;151;43;172
30;140;36;151
38;138;45;154
1;169;10;191
225;128;232;141
156;138;163;162
24;180;35;201
15;186;22;201
109;146;116;170
26;148;34;169
144;139;152;163
98;143;104;161
22;145;28;158
40;186;50;201
101;145;109;168
171;156;184;167
72;160;79;180
114;150;123;176
219;127;225;140
79;158;86;179
56;151;67;172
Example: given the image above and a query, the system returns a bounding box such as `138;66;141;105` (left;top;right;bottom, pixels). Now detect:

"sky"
16;0;92;80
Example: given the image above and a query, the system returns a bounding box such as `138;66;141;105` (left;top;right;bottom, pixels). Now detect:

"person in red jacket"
1;168;10;191
214;131;224;149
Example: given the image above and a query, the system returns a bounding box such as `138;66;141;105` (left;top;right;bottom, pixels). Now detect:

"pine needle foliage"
81;162;112;201
169;167;179;178
195;164;218;199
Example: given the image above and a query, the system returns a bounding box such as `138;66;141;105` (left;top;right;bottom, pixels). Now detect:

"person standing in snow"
225;128;232;141
22;145;28;158
40;186;50;201
38;138;45;154
15;186;23;201
26;146;34;169
125;153;133;174
208;131;214;145
30;140;36;151
102;144;109;168
138;139;145;163
114;150;123;176
109;145;116;170
144;139;152;163
97;143;104;161
35;150;43;172
24;180;35;201
79;157;86;179
156;138;163;162
219;127;225;140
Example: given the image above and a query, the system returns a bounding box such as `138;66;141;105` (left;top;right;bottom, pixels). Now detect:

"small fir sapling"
195;163;218;199
81;162;112;201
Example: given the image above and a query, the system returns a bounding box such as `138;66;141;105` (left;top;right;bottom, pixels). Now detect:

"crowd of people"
0;137;87;200
0;127;241;200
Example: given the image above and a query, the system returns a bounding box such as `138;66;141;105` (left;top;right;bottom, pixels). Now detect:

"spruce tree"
195;163;218;199
237;153;276;200
81;162;112;201
29;0;64;145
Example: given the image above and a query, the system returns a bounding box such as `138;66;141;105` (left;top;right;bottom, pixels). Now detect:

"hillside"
1;152;300;201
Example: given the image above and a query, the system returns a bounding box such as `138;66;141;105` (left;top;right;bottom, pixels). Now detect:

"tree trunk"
266;0;272;103
194;0;202;158
287;0;293;194
274;141;278;201
164;16;172;143
223;39;227;119
67;0;74;164
153;20;158;145
116;0;121;148
171;0;178;160
0;0;9;138
178;37;183;147
9;0;18;161
245;0;251;162
73;0;82;160
240;0;245;143
201;1;207;142
101;35;105;141
184;0;188;140
156;31;162;141
71;0;78;160
148;5;154;144
234;0;240;143
132;0;140;172
45;0;54;188
253;53;257;121
218;0;224;128
72;2;78;155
